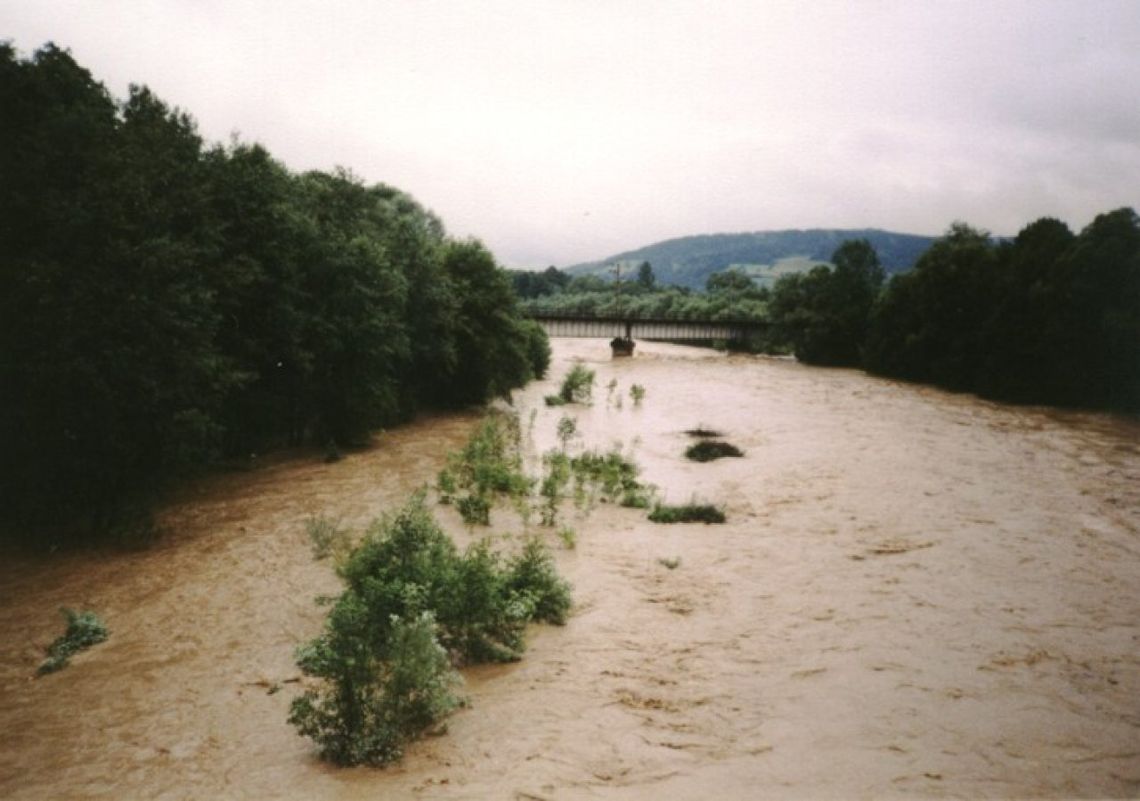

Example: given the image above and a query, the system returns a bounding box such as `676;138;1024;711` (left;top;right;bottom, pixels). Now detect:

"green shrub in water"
648;503;727;524
439;414;532;525
37;608;109;676
506;538;573;626
684;440;744;462
289;608;460;767
456;493;491;526
291;494;572;766
306;514;351;560
556;363;595;404
570;448;643;501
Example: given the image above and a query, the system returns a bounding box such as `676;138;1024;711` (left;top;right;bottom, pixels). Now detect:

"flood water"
2;339;1139;799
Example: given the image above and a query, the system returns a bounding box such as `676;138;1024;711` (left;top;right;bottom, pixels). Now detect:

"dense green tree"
442;239;537;406
706;268;756;294
1;48;242;533
865;213;1139;411
508;265;570;299
0;44;548;545
1045;208;1140;408
974;217;1074;402
766;239;884;366
636;261;656;290
865;223;997;388
202;142;316;450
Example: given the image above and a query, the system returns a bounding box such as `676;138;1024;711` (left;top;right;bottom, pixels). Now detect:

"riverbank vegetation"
515;263;770;331
296;399;662;768
290;494;570;766
769;213;1139;411
864;213;1139;411
0;44;548;547
516;209;1139;414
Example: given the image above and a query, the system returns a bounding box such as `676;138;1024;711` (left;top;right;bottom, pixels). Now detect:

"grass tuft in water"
684;440;744;462
37;608;109;676
648;503;726;525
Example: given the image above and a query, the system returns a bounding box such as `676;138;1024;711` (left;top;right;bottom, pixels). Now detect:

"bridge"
524;310;766;342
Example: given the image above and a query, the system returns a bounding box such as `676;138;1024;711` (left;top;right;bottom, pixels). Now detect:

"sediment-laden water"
2;339;1138;799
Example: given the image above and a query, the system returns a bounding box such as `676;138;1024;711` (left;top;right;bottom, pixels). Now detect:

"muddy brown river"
2;339;1139;799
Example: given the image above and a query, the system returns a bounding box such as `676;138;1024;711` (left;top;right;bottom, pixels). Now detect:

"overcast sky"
5;0;1140;267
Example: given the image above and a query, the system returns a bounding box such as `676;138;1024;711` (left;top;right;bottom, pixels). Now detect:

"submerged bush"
438;414;532;526
456;494;492;526
570;448;644;502
506;538;572;626
537;435;654;523
37;608;109;676
684;441;744;462
291;494;572;766
306;514;351;560
648;503;727;524
556;363;595;404
289;609;460;767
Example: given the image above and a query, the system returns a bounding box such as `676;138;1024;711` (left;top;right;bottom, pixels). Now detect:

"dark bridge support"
611;327;635;357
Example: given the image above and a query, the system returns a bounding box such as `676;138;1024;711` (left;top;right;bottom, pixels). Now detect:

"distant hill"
566;229;937;289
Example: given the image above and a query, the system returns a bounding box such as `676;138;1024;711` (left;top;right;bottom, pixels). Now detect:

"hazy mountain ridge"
566;229;938;289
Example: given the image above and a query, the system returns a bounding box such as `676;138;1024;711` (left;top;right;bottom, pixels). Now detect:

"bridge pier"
611;335;635;357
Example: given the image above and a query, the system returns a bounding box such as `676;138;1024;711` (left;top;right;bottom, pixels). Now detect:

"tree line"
515;212;1139;413
0;43;549;544
767;212;1139;412
511;262;770;324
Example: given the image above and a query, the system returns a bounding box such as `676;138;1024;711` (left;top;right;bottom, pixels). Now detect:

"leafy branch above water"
544;363;596;407
36;608;109;676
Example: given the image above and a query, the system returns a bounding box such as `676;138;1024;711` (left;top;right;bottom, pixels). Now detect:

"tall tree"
866;223;997;387
767;239;884;366
636;261;656;290
442;240;536;406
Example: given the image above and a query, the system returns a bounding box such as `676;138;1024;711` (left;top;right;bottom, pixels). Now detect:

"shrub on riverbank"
290;494;571;766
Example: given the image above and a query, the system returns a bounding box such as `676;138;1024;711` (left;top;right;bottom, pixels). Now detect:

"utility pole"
610;262;635;357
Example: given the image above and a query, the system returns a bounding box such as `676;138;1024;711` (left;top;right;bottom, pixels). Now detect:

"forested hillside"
0;43;548;545
566;229;936;289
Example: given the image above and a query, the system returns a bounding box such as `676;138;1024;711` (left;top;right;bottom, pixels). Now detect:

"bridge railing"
523;309;767;340
522;309;767;328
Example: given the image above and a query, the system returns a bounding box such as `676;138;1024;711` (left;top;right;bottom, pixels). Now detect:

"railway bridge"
524;310;766;344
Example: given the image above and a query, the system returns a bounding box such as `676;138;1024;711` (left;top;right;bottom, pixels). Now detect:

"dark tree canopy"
0;44;547;545
636;261;656;289
865;213;1140;411
766;239;884;366
706;269;756;294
